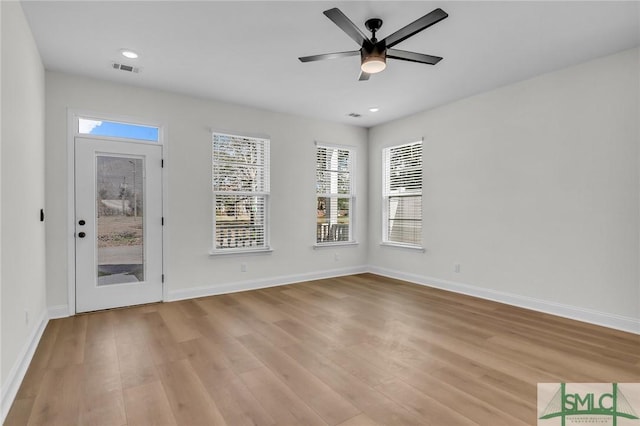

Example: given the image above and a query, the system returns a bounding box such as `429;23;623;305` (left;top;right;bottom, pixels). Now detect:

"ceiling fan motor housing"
361;42;386;73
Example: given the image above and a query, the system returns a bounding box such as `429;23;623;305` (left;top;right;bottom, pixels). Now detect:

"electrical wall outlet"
241;263;247;272
334;253;340;262
454;263;461;273
25;310;29;325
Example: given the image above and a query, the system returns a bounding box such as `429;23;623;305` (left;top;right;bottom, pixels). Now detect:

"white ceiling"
21;1;640;128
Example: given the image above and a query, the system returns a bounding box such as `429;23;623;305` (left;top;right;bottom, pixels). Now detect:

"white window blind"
316;145;355;244
212;133;270;252
383;141;422;246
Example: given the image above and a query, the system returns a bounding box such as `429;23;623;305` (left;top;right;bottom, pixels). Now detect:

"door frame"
66;109;169;316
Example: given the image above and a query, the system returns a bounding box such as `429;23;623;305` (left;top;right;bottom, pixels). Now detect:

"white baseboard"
368;265;640;335
1;309;49;424
167;265;368;302
48;304;70;319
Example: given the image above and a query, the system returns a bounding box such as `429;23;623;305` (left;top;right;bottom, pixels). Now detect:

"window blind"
383;141;422;246
316;145;354;244
212;133;270;251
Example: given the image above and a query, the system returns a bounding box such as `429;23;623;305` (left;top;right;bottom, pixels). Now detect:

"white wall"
1;0;47;414
45;49;640;332
369;48;640;330
45;72;369;309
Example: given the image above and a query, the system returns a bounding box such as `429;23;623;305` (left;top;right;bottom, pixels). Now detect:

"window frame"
382;140;424;250
314;142;357;247
211;131;271;255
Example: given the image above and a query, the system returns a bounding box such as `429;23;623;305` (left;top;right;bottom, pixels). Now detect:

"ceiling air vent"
347;112;361;118
111;62;140;73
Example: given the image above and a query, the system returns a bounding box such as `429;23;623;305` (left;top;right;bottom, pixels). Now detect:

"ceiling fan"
299;7;448;81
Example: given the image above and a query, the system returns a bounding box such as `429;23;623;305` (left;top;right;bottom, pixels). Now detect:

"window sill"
380;242;425;252
313;241;359;249
209;247;273;256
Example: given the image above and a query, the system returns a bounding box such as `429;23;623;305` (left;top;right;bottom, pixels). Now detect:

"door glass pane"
96;156;144;285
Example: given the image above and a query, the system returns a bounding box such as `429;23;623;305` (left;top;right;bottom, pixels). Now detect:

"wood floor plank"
192;297;255;337
116;337;160;390
280;341;426;426
188;313;265;374
77;388;127;426
15;320;61;399
79;358;122;400
229;292;290;323
46;315;88;369
373;378;479;425
123;381;177;426
3;398;34;426
227;304;300;348
157;302;203;343
239;367;329;426
336;413;380;426
8;273;640;425
140;311;187;366
26;364;85;426
385;365;529;426
156;359;227;425
77;320;127;426
180;337;238;384
83;311;119;369
180;338;275;426
174;299;209;319
238;333;360;425
429;364;535;424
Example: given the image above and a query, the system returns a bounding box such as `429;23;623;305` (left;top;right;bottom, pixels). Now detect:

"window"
383;140;423;247
78;117;159;142
316;144;355;244
212;132;270;253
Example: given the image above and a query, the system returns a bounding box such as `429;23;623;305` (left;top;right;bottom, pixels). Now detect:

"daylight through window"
383;141;423;247
78;117;159;142
316;144;355;244
212;133;270;252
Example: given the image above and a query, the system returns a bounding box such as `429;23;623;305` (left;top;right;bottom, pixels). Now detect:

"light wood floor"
5;273;640;425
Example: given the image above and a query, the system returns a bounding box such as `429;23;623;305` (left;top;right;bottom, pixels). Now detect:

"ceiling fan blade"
323;8;369;47
358;70;370;81
382;8;448;49
298;51;360;62
387;49;443;65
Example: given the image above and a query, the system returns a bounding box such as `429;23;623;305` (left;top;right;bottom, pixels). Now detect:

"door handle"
78;232;86;238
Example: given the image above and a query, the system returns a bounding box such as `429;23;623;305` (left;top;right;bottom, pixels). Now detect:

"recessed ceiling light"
369;107;380;113
120;49;139;59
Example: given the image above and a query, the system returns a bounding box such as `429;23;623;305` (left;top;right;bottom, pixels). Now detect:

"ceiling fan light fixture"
361;56;386;74
361;47;386;74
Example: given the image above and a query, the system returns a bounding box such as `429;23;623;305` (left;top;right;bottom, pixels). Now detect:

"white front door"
75;137;163;313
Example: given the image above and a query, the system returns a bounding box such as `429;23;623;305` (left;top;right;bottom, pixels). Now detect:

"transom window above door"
78;117;160;142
